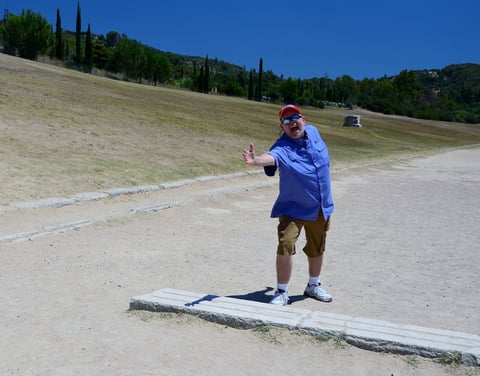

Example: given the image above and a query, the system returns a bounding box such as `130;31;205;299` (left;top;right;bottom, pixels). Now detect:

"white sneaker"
304;283;333;302
269;290;289;306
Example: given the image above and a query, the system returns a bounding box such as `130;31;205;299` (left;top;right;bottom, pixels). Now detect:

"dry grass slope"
1;52;479;204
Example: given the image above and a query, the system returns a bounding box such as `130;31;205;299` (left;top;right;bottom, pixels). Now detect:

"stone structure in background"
343;115;362;128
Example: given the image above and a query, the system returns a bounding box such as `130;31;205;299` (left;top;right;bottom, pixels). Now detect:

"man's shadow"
227;287;307;305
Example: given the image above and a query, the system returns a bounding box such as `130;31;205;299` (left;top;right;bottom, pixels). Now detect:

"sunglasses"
281;114;302;125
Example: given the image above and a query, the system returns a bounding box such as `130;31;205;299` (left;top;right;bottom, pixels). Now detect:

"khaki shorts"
277;212;331;257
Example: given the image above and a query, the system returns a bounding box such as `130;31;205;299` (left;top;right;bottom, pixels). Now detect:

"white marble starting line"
130;288;480;367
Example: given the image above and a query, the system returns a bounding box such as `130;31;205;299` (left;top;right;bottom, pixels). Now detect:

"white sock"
309;276;320;286
277;283;288;292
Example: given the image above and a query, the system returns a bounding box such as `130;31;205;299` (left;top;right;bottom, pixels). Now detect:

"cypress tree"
257;57;263;101
75;2;81;64
84;23;92;71
198;65;204;93
55;9;63;60
203;54;209;93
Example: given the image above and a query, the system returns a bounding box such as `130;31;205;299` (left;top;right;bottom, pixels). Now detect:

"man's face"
280;111;305;139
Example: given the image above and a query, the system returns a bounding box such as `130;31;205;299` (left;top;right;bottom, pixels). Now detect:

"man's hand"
243;143;275;167
243;143;256;165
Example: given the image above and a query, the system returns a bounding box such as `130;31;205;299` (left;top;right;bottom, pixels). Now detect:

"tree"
92;37;110;70
280;78;299;103
224;78;244;96
55;9;63;60
197;65;205;92
143;48;172;84
106;38;145;79
203;54;209;93
256;57;263;101
235;71;247;95
357;78;377;108
105;37;173;83
84;23;93;71
106;31;121;48
261;69;282;102
75;2;82;64
0;13;22;55
0;10;51;60
332;75;357;105
393;69;420;115
373;78;397;114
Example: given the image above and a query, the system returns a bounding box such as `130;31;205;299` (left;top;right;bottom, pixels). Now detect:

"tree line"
1;5;479;124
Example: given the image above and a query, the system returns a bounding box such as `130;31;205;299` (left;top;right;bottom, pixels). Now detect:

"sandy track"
0;147;479;375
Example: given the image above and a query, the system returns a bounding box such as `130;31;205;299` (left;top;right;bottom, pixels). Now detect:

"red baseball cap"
279;104;302;119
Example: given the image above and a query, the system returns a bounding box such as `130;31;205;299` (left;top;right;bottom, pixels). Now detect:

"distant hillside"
417;63;480;91
413;64;480;123
354;63;480;124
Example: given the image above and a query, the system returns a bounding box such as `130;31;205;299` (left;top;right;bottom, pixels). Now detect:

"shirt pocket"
311;140;330;166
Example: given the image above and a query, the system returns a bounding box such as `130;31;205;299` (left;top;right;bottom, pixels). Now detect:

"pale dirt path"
0;148;479;375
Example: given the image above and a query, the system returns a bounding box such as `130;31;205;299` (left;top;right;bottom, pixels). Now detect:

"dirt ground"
0;147;479;375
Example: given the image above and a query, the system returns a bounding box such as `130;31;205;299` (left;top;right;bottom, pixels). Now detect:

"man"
242;104;334;305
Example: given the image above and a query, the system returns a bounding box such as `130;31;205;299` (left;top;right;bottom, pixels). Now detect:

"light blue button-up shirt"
264;124;334;221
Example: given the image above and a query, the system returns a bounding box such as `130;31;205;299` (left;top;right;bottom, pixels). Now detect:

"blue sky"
3;0;479;80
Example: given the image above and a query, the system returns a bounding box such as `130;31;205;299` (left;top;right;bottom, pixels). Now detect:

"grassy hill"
1;52;479;205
